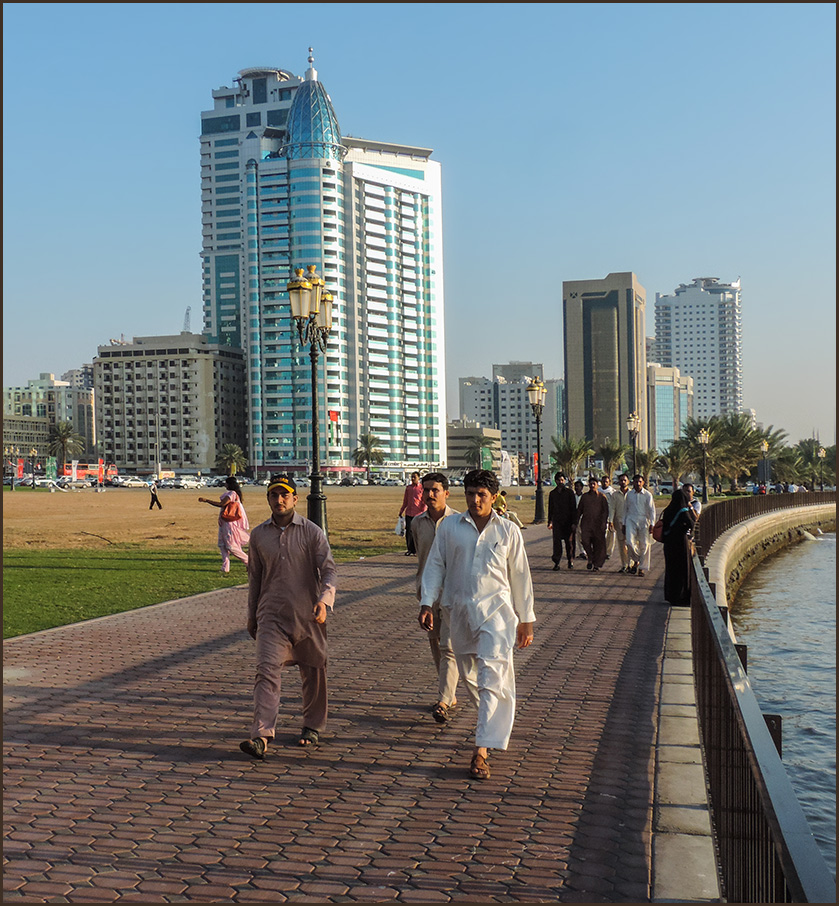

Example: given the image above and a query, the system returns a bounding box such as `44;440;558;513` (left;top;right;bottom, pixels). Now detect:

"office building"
446;419;502;473
459;368;563;479
646;363;694;451
3;373;95;457
199;53;446;475
654;277;743;419
93;333;246;473
563;272;647;448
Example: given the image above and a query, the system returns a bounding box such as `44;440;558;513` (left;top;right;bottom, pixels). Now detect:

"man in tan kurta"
240;476;337;759
410;472;459;722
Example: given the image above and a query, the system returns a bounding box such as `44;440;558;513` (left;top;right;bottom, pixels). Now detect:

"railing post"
764;714;782;758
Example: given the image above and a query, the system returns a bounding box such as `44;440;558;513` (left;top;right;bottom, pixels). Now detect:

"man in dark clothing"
576;476;609;571
547;473;577;570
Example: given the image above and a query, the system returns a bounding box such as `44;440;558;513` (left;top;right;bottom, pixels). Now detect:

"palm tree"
462;435;500;471
656;443;693;488
48;421;84;469
215;443;248;476
633;449;658;485
352;433;385;483
596;437;631;481
550;436;594;479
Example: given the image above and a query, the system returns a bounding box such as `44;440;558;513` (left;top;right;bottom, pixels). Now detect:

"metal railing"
690;496;836;902
694;491;836;561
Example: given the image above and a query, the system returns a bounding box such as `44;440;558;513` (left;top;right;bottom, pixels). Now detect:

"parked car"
174;476;201;489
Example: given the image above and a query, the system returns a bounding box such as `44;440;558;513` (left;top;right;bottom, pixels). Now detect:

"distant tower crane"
183;306;191;332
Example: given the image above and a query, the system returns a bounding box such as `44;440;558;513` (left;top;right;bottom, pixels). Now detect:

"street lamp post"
760;439;770;489
288;265;334;533
698;428;711;504
818;446;825;492
527;378;547;524
626;412;640;477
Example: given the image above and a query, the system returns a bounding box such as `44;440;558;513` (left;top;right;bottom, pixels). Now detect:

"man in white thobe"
613;473;631;572
600;475;616;559
419;469;535;781
622;474;657;577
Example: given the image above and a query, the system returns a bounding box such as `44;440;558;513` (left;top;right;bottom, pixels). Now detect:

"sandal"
432;702;449;724
469;752;491;780
239;737;267;760
299;727;320;747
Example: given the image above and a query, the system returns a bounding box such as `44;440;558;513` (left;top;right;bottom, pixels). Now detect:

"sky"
3;2;836;445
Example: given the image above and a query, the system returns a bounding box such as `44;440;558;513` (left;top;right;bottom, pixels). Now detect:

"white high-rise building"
199;53;446;476
654;277;743;420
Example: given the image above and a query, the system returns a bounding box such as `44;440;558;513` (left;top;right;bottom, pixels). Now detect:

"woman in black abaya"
662;488;697;606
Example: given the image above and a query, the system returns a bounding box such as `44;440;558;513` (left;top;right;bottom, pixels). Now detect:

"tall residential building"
3;373;95;457
646;363;693;451
199;53;446;475
459;369;562;479
654;277;743;420
92;333;246;473
563;272;647;449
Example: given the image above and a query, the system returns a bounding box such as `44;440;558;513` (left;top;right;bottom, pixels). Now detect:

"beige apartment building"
93;333;246;474
563;272;648;449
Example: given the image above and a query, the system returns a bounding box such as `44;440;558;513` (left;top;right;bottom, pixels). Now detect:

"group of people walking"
547;472;657;576
184;467;698;781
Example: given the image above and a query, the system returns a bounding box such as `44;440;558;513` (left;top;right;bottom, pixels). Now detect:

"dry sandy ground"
3;485;538;551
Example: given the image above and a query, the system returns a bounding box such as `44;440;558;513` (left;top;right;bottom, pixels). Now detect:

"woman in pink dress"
199;476;250;574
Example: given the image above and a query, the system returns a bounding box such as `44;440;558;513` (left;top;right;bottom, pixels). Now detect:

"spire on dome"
282;49;346;162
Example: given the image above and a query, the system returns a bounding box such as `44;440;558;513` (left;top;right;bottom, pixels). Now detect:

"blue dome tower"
283;49;346;161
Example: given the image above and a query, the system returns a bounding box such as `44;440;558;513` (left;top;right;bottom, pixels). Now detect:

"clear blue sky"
3;2;835;445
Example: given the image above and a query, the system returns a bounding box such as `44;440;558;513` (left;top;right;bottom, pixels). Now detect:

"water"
731;533;836;879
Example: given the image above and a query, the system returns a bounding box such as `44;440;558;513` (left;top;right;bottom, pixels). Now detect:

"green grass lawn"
3;543;397;638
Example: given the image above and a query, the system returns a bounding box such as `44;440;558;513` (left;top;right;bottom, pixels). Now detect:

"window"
246;112;261;127
202;115;241;135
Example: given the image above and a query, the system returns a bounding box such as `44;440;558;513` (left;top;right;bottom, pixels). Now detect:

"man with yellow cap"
239;475;337;758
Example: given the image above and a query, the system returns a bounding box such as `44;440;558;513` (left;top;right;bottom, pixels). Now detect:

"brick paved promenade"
4;528;676;902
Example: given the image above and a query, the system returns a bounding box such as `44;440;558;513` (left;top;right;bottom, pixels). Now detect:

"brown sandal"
469;752;491;780
432;702;449;723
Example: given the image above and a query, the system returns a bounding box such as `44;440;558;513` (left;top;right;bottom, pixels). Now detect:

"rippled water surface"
731;533;836;878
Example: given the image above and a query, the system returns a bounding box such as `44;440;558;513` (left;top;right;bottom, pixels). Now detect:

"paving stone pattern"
4;528;671;902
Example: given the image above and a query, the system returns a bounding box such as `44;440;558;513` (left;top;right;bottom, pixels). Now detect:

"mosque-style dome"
283;49;346;162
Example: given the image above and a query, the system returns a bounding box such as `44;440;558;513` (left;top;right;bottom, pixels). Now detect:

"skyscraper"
563;272;647;449
646;363;693;451
199;53;446;475
654;277;743;420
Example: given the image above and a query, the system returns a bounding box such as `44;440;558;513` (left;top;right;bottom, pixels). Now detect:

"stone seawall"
704;504;836;609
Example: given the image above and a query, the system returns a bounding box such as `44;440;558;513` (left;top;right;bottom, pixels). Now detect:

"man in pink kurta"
398;472;427;556
240;476;337;760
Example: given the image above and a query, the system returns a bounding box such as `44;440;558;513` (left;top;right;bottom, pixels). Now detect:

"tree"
215;443;248;476
550;436;594;479
633;449;658;485
352;433;385;483
656;443;693;488
596;437;631;481
462;435;500;471
48;421;84;469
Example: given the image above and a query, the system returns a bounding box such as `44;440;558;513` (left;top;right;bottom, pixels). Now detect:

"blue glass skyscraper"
200;52;446;476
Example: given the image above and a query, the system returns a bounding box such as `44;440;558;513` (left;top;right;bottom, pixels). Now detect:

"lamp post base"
533;483;545;524
308;474;328;536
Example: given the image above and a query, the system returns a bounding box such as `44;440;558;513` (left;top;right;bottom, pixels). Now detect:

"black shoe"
552;563;560;571
587;562;593;570
629;564;637;575
567;562;573;569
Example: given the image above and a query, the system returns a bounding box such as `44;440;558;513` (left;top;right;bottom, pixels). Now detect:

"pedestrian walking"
622;474;656;577
576;476;609;570
661;488;696;607
547;473;576;570
613;473;631;572
419;469;535;781
198;476;250;574
239;475;337;759
148;480;162;510
410;472;459;723
398;472;426;556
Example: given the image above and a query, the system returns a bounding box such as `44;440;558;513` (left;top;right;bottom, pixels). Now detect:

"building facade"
199;54;446;476
646;363;694;451
92;333;246;473
446;419;502;474
654;277;743;420
459;367;563;482
3;373;95;457
563;272;648;449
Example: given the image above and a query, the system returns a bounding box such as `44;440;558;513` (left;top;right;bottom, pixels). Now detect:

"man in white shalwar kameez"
622;474;657;577
419;469;535;780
